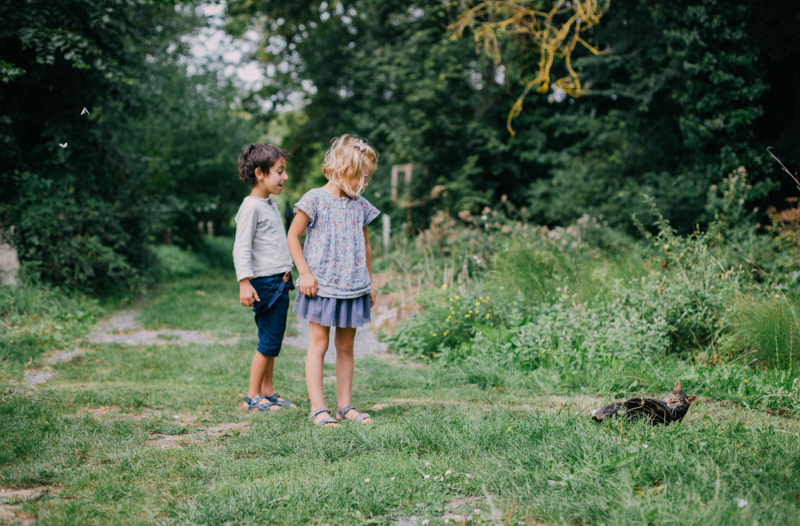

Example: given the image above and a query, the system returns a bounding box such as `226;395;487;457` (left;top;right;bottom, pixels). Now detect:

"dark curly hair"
237;143;288;186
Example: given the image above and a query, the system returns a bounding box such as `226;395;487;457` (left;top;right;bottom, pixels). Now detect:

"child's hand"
300;272;318;298
239;279;260;307
369;289;376;308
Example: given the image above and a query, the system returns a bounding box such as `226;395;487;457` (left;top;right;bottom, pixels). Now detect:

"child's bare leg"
335;328;369;423
306;321;336;425
260;356;295;408
244;352;280;411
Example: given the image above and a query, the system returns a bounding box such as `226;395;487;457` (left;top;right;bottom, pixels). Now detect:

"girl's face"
255;158;288;195
361;161;376;189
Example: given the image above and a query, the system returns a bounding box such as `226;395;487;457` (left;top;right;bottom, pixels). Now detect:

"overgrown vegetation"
385;169;800;415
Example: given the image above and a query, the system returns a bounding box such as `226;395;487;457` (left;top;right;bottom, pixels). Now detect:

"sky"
181;2;266;91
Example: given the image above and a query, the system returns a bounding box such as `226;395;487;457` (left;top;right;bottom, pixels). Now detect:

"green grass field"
1;272;799;525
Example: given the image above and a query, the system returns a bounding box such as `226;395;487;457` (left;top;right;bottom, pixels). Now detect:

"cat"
591;381;697;425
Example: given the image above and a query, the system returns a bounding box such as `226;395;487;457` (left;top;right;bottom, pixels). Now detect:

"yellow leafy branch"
449;0;610;135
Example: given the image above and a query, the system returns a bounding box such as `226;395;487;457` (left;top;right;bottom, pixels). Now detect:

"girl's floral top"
294;188;380;298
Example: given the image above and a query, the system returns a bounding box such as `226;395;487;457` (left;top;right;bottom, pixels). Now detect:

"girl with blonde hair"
287;135;380;427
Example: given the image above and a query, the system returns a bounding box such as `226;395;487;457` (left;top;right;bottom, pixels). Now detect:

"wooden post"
382;214;391;253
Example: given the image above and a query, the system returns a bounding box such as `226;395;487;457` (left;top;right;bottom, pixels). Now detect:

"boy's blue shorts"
250;273;294;357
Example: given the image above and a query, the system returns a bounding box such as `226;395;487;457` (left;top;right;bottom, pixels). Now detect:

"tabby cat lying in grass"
591;381;697;425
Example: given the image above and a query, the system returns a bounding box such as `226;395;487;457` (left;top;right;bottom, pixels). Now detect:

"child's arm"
364;226;376;307
287;210;318;298
233;205;261;307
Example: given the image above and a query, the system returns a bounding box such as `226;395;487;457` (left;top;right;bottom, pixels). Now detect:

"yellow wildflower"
442;284;447;290
486;313;491;319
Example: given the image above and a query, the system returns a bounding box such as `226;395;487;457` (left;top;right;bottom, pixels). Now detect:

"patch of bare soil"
77;406;120;417
148;421;251;449
0;487;50;526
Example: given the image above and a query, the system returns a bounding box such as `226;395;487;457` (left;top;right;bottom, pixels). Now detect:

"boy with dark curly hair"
233;143;296;412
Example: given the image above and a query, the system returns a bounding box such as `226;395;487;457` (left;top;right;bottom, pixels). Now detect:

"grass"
1;271;799;525
729;299;800;371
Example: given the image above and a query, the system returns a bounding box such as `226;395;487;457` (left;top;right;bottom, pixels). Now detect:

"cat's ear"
687;395;697;404
673;381;682;392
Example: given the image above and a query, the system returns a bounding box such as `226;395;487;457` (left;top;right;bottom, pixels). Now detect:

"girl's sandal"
265;393;294;409
336;404;371;424
244;395;280;412
309;407;339;427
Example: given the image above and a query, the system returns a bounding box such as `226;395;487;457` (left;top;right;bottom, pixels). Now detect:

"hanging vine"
449;0;610;135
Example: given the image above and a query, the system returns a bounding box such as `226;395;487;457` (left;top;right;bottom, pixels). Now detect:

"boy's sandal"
244;395;278;412
336;404;370;424
265;393;293;409
309;407;339;427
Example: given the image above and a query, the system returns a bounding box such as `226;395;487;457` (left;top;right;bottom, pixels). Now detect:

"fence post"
382;214;391;253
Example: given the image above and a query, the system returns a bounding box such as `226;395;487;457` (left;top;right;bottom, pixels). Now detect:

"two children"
233;136;379;426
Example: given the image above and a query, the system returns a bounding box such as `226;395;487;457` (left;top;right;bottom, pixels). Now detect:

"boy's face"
255;158;288;195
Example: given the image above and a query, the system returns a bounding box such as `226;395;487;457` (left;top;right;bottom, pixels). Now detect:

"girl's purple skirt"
293;293;371;328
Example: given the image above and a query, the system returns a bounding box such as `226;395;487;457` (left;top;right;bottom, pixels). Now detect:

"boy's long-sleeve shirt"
233;196;293;282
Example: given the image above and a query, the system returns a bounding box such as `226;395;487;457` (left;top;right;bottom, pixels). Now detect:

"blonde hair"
321;135;378;197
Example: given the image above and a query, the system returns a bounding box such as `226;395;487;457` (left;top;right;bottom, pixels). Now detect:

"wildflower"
173;415;181;420
391;477;396;481
473;508;481;514
422;520;430;525
424;474;430;479
465;314;470;318
365;478;370;483
455;296;460;299
486;313;490;319
445;469;452;475
744;379;748;384
425;461;430;466
442;284;447;290
400;356;405;360
736;498;748;508
432;333;437;337
449;298;453;301
466;473;473;479
444;332;448;336
641;444;648;449
507;427;513;432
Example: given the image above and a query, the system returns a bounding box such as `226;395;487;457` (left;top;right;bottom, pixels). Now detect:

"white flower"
172;414;180;420
445;470;452;475
466;473;473;479
736;498;748;508
473;508;481;514
422;521;429;525
641;444;648;449
81;107;89;116
425;461;430;467
364;478;370;483
59;142;68;148
390;477;395;481
424;474;430;479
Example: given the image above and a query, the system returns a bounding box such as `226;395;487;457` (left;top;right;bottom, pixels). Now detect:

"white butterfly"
59;142;68;148
81;107;89;116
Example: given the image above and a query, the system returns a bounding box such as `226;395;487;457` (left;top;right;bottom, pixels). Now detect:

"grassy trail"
1;273;799;525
